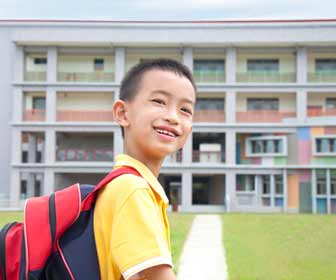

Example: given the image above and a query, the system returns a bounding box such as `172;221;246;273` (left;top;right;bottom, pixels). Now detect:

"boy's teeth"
156;128;175;137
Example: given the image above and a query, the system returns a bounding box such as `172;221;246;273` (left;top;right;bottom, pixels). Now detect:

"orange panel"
311;127;324;137
288;174;299;208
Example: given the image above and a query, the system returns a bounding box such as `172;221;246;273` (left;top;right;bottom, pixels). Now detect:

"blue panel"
275;197;283;207
236;142;241;164
298;127;310;141
317;198;327;214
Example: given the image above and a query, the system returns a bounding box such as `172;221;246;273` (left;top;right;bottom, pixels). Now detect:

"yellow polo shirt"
93;154;172;280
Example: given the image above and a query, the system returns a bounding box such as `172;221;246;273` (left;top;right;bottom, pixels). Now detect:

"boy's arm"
129;264;176;280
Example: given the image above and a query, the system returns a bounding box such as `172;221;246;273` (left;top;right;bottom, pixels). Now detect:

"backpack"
0;167;140;280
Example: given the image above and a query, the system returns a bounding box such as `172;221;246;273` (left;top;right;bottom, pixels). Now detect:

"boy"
93;58;196;280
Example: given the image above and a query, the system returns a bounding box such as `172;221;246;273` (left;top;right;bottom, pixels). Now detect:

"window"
261;175;270;194
20;180;27;199
34;58;47;65
247;98;279;111
236;175;255;192
315;136;336;155
195;98;224;111
94;58;104;71
32;97;46;110
247;59;279;72
315;59;336;72
35;180;41;196
22;151;28;163
326;98;336;109
275;175;284;194
331;170;336;195
192;177;210;204
247;136;286;156
194;60;225;73
316;170;327;195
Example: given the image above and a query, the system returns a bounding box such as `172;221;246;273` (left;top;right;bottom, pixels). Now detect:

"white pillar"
283;169;288;212
226;90;236;123
225;172;236;212
28;133;37;163
312;169;317;214
27;173;35;198
14;45;24;82
182;132;192;163
296;47;307;84
226;47;236;84
296;90;307;123
182;47;193;71
47;47;57;83
46;88;56;122
115;47;125;83
270;174;275;207
225;130;236;165
45;129;55;164
255;175;261;206
13;88;23;122
10;169;20;208
44;169;55;195
327;168;331;214
114;128;124;158
11;129;21;164
181;172;192;211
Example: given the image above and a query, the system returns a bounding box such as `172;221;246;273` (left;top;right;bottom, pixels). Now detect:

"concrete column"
283;169;288;212
13;88;23;122
181;172;192;211
327;168;331;214
45;129;55;164
226;90;236;123
225;172;236;212
47;47;57;83
296;90;307;123
226;47;236;84
28;133;37;163
46;88;56;122
270;174;275;207
27;173;35;198
182;132;192;163
182;47;193;71
312;169;317;214
11;129;21;164
255;175;261;206
225;130;236;165
44;169;55;195
296;47;307;84
114;128;124;158
14;45;24;82
115;47;125;83
10;169;20;208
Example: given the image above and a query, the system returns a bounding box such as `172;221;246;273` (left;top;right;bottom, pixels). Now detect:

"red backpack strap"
81;167;141;210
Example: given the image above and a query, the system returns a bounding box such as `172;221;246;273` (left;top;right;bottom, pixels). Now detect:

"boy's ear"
112;100;130;127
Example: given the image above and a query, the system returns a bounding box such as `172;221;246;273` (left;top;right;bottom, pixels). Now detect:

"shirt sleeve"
110;188;172;280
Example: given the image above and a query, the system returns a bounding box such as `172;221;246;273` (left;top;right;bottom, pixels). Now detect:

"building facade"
0;19;336;213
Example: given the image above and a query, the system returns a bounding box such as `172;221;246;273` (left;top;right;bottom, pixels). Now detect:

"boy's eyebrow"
151;90;195;105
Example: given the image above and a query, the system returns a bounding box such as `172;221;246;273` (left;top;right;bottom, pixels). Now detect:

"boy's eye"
181;108;193;115
151;99;165;105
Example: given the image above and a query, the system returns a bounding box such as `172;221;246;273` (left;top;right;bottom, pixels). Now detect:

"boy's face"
122;69;195;160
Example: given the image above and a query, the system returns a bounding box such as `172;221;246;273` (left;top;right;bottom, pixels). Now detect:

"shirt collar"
113;154;169;204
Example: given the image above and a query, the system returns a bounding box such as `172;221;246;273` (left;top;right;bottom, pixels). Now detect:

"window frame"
246;135;287;157
313;135;336;156
247;59;279;72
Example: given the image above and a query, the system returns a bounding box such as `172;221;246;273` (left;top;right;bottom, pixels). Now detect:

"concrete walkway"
177;214;228;280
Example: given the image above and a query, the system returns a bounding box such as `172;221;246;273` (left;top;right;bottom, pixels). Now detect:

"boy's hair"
118;58;196;138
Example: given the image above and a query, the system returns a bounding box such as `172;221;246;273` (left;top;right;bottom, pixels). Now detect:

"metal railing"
308;72;336;83
307;107;336;117
193;70;225;83
193;110;225;122
23;109;46;121
236;110;296;122
192;150;225;163
57;110;114;122
24;71;47;82
57;71;115;82
56;148;114;162
236;72;296;83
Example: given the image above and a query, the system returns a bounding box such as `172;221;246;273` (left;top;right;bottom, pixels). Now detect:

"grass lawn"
168;213;194;272
222;214;336;280
0;211;23;227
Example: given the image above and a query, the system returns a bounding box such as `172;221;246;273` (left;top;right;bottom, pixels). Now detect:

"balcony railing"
24;71;47;82
23;109;46;121
192;150;225;163
236;110;296;122
193;110;225;122
308;107;336;117
193;70;225;83
57;110;114;122
164;150;182;163
308;72;336;83
58;71;115;82
56;148;113;162
236;72;296;83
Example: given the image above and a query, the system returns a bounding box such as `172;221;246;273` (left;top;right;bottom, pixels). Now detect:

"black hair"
118;58;196;138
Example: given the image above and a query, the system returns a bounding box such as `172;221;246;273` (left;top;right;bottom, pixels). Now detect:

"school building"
0;19;336;213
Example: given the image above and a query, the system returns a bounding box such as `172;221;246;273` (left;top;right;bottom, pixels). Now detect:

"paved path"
177;214;228;280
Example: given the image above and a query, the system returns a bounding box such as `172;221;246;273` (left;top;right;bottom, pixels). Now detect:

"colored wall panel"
299;182;312;213
274;157;287;165
298;127;310;140
299;170;311;183
251;157;262;164
287;133;298;164
288;174;299;209
325;127;336;135
311;127;324;137
317;198;327;214
312;157;336;165
298;140;311;164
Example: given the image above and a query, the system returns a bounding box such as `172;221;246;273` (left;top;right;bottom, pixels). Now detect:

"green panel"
274;157;287;165
312;157;336;165
299;182;312;213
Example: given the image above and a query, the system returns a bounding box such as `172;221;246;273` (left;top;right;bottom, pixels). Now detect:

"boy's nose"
164;108;179;124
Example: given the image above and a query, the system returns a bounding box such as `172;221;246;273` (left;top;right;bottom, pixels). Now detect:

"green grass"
0;211;23;227
222;214;336;280
168;213;194;272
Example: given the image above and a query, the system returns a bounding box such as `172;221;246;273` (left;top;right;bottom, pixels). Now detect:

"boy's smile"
113;69;196;175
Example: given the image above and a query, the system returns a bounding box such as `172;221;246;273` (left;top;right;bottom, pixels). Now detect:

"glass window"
315;59;336;72
326;98;336;109
316;170;327;195
246;175;255;191
247;98;279;111
236;175;255;192
192;176;210;204
32;97;46;110
250;138;283;155
275;175;283;194
94;58;104;71
34;58;47;65
262;175;270;194
247;59;279;72
194;60;225;72
331;170;336;195
20;180;27;199
195;98;224;111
